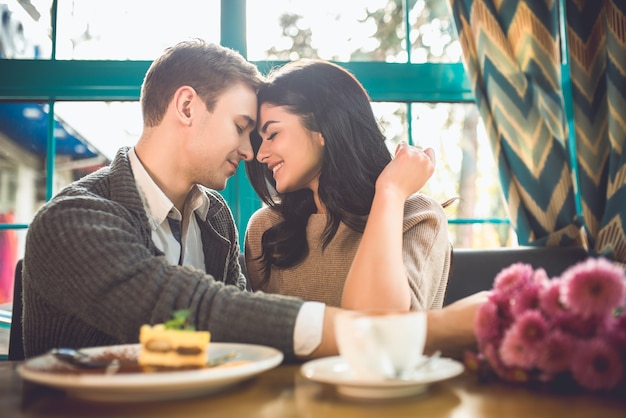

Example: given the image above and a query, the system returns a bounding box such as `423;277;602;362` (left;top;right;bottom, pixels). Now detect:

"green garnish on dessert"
164;309;196;331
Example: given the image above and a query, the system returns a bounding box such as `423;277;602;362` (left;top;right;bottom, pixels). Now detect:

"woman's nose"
256;140;269;163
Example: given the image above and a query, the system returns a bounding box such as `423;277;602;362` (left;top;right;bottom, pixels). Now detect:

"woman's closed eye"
266;132;278;141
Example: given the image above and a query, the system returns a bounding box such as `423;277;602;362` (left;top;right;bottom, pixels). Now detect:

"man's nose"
240;137;254;162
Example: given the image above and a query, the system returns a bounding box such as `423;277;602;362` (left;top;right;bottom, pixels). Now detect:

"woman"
245;60;451;311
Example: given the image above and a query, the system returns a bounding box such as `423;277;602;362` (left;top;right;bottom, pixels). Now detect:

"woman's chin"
275;183;294;194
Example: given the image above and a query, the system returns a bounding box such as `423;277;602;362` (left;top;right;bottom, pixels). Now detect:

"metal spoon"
51;347;128;369
50;347;238;369
392;349;442;381
207;351;239;367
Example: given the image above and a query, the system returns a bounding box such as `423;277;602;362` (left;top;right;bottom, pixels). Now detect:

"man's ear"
173;86;196;125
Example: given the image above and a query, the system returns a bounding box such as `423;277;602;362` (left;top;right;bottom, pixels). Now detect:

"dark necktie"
167;217;183;265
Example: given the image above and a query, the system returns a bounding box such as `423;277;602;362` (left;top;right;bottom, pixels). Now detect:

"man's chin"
202;178;228;191
213;181;228;191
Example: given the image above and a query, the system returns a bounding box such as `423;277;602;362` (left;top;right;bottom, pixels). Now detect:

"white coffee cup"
334;310;427;381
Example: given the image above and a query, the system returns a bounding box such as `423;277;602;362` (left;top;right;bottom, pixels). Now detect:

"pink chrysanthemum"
515;310;549;346
493;263;534;299
560;257;626;318
535;330;576;374
498;311;547;369
605;314;626;351
483;344;509;380
475;299;503;346
539;279;568;318
488;291;515;326
483;341;531;383
511;281;543;316
553;311;606;339
570;338;624;391
532;268;550;285
499;327;536;369
475;260;626;391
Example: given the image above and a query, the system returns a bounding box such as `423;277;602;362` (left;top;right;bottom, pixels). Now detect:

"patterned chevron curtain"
450;0;626;264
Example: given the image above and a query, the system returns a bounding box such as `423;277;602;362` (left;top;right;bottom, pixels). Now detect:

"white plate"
18;342;283;403
300;355;464;399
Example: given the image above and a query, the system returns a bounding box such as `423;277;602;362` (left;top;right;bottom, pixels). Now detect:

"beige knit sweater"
244;193;451;310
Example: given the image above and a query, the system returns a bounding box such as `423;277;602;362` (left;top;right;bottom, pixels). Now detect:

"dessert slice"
138;310;210;368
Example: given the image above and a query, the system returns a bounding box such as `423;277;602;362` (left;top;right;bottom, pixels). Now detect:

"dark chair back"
8;259;24;361
444;246;589;306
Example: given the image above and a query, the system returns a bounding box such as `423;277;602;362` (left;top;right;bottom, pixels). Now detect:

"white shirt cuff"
293;301;325;356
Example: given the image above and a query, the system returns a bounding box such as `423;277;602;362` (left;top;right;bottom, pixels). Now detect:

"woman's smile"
271;162;284;177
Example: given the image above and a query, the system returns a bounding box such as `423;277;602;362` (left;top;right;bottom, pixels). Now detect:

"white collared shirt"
128;148;323;356
129;148;207;269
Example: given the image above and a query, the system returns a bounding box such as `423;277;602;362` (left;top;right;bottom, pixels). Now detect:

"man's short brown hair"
140;39;264;127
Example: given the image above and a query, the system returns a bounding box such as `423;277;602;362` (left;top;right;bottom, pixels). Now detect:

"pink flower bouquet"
469;257;626;392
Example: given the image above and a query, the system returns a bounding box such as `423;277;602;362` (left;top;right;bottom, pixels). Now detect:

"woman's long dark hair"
245;60;392;283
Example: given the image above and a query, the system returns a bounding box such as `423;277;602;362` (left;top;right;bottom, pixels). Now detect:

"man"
22;39;486;360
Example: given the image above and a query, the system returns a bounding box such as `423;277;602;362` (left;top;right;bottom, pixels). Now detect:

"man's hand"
425;291;491;359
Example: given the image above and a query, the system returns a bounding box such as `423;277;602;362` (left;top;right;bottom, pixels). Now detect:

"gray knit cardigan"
22;147;303;359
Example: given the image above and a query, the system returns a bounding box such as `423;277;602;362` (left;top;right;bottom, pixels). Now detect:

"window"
0;0;514;311
247;0;513;248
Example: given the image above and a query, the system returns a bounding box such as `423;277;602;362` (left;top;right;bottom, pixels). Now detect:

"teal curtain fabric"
450;0;626;264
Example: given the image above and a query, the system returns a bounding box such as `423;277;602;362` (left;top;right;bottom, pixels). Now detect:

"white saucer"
300;355;464;399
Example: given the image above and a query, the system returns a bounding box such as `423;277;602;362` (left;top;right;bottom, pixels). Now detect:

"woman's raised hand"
343;141;437;311
376;141;435;199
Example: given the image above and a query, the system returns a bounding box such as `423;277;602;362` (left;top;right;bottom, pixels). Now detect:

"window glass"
248;0;400;61
0;102;49;280
0;0;53;59
372;101;409;146
55;0;220;60
373;101;509;248
0;101;114;213
0;100;138;281
447;222;518;249
407;0;461;63
248;0;460;63
54;101;141;162
415;102;509;248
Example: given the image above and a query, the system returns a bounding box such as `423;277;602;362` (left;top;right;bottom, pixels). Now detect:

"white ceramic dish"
300;355;464;399
18;342;283;403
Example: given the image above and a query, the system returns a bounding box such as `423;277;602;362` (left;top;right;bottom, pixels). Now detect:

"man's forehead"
214;83;257;117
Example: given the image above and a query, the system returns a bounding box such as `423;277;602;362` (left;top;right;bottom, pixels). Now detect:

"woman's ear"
315;131;325;147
